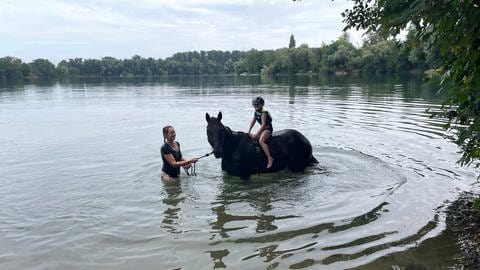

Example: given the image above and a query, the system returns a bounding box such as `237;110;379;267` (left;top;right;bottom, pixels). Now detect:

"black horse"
206;112;318;179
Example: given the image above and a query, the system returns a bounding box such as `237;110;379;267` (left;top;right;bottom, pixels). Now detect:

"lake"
0;75;478;269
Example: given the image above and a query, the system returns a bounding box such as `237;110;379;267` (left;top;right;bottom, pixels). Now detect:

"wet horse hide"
206;112;318;179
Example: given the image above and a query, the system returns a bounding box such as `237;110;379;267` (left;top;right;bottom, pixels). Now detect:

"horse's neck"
222;129;242;159
225;131;256;158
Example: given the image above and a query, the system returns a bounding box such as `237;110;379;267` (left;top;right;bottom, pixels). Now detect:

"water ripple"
0;77;477;270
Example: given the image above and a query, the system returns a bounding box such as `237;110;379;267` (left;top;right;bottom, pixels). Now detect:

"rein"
183;151;214;176
198;151;214;159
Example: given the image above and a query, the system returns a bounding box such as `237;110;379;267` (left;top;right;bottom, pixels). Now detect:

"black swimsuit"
254;109;273;132
161;142;182;177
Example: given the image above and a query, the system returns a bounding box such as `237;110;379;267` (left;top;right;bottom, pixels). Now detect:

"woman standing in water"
161;125;198;181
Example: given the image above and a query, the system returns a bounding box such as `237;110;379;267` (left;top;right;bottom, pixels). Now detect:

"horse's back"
271;129;315;172
272;129;311;145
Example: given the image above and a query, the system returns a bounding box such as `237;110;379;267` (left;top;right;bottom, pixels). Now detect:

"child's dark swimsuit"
254;108;273;132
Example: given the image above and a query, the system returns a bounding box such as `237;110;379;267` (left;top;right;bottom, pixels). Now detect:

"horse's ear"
206;113;210;122
217;111;222;121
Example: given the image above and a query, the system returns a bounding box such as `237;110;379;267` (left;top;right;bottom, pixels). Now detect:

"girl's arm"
254;113;268;139
247;117;256;133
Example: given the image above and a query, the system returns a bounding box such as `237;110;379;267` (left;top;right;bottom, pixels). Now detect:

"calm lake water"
0;75;478;269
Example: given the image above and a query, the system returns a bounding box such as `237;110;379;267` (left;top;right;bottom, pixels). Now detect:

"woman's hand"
182;158;198;169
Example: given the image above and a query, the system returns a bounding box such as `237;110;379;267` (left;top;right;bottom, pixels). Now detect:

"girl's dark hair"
162;125;173;141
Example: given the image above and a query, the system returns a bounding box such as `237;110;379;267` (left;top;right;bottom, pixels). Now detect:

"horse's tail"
309;155;319;165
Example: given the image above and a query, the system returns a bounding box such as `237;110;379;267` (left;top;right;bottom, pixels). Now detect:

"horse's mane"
225;125;250;138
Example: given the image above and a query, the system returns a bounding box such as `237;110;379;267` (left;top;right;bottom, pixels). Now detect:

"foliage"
2;32;439;80
0;57;24;81
289;34;296;49
343;0;480;168
474;197;480;210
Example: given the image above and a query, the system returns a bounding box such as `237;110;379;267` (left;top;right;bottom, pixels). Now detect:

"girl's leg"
259;130;274;168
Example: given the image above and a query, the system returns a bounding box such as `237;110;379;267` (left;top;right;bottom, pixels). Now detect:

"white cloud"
0;0;364;63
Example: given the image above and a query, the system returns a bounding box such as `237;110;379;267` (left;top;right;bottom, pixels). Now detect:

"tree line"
0;32;439;82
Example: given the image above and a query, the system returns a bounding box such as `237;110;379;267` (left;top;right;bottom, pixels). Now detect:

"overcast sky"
1;0;363;63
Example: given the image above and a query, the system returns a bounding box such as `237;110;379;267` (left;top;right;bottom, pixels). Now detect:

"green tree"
56;64;69;78
323;34;359;73
289;34;296;49
29;59;56;79
262;48;293;75
343;1;480;167
293;44;315;73
360;38;401;74
244;49;263;74
83;59;102;76
0;56;24;81
59;58;83;77
223;58;235;74
234;59;248;74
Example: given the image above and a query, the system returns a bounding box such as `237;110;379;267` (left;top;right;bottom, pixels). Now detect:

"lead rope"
183;164;195;176
183;151;214;176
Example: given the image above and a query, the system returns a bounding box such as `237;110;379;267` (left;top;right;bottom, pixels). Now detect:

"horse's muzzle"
213;150;222;158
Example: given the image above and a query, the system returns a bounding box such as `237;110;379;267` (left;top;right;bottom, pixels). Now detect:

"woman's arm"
163;154;198;168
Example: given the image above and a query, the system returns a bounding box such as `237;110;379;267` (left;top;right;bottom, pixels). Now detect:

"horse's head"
205;112;230;158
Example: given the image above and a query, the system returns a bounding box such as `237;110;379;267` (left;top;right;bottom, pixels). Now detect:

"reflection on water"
206;249;230;269
0;75;477;270
162;180;184;235
210;182;288;238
